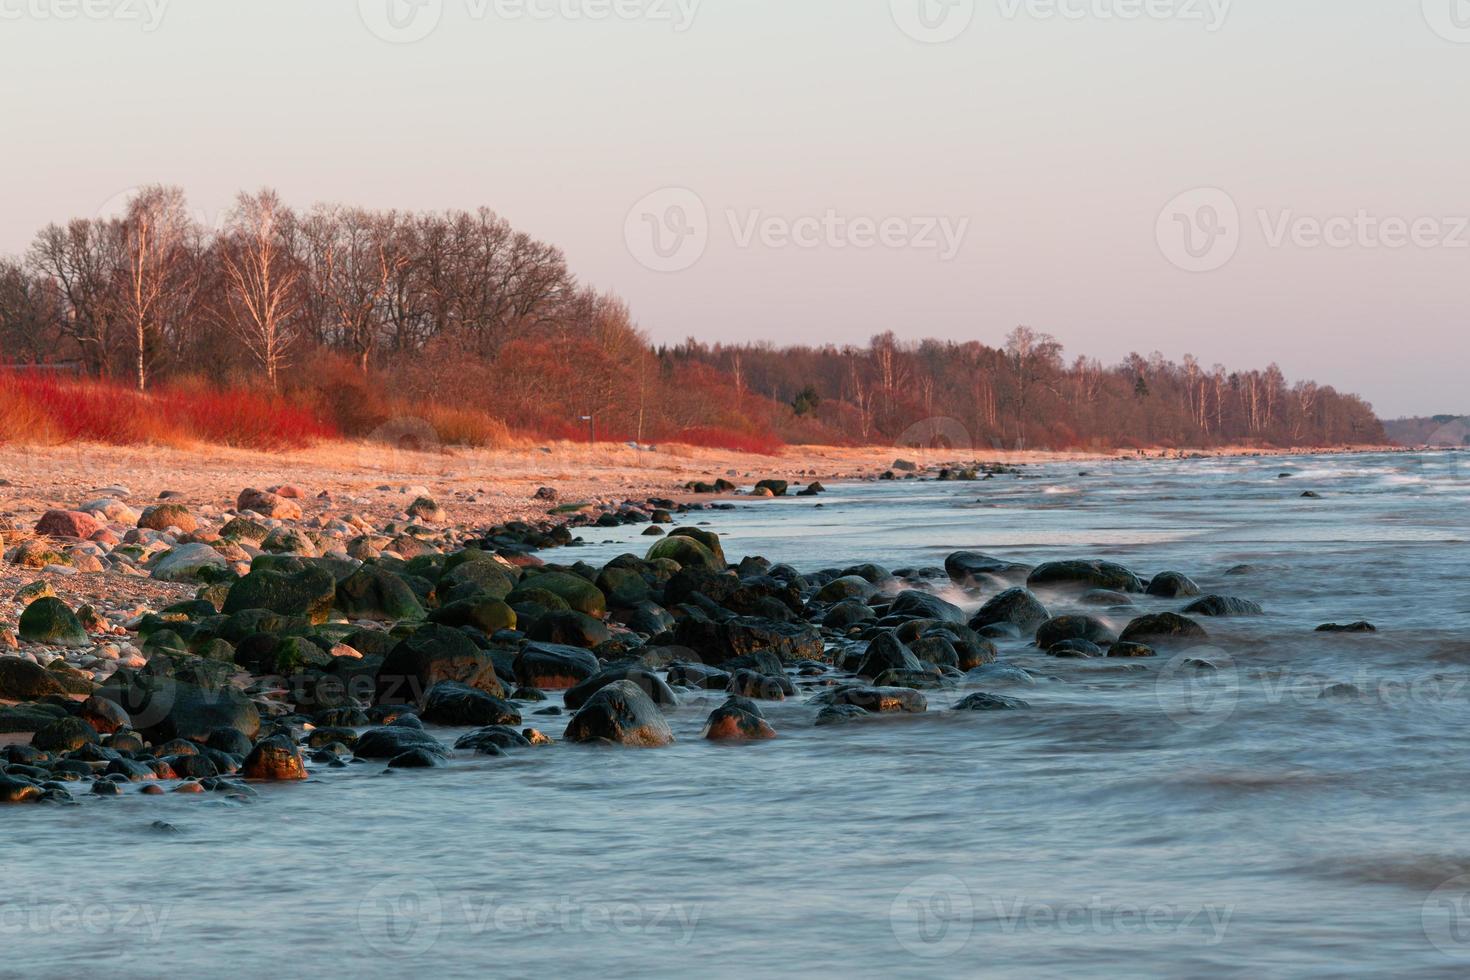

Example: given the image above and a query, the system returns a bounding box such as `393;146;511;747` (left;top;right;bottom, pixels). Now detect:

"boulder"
1035;615;1117;650
828;686;928;714
237;488;302;521
1182;595;1264;617
0;658;68;700
35;510;103;539
702;697;776;741
353;726;447;760
526;610;611;649
945;551;1030;586
1146;572;1201;598
1028;560;1144;594
517;572;606;617
96;672;261;743
954;692;1031;711
674;616;825;666
32;716;99;753
421;682;522;727
887;590;965;625
151;543;231;583
646;534;722;572
564;680;675;747
969;588;1051;634
565;666;677;710
242;736;307;781
335;566;426;622
855;632;923;679
512;643;600;690
223;566;336;624
376;625;505;704
138;504;198;534
18;597;89;647
1118;613;1209;644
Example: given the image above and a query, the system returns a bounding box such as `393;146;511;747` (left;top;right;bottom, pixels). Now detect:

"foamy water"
7;451;1470;978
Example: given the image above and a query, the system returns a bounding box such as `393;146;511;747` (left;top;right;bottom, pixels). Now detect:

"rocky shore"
0;446;1366;807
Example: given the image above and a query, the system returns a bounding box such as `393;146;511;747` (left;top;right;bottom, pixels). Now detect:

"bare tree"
118;185;195;391
221;190;300;390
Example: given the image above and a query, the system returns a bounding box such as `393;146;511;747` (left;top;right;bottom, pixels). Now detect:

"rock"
1118;613;1209;644
954;692;1031;711
1183;595;1264;617
727;669;790;700
32;716;99;752
596;565;652;609
945;551;1030;586
624;600;676;635
1317;622;1378;634
18;597;89;647
389;747;446;768
138;504;198;533
430;597;517;634
564;680;675;747
969;588;1051;634
35;509;103;539
0;775;42;804
703;697;776;741
0;658;68;700
815;704;870;726
666;662;732;690
78;696;131;734
150;543;230;583
0;703;68;733
1107;641;1157;659
534;487;558;502
565;666;678;710
823;599;877;628
8;540;70;569
1146;572;1201;598
353;726;447;760
376;625;505;704
96;672;261;744
1047;639;1103;658
237;488;301;521
665;528;727;567
1035;615;1116;650
517;572;606;617
512;643;601;690
754;480;789;497
1028;559;1144;594
855;632;923;679
223;566;336;624
243;735;307;781
828;686;928;714
14;581;56;604
407;497;445;522
673;616;825;666
645;534;723;572
335;566;426;622
421;681;522;726
261;527;317;556
527;610;612;649
888;590;966;625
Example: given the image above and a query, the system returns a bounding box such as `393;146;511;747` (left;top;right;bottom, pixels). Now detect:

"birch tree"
221;190;299;390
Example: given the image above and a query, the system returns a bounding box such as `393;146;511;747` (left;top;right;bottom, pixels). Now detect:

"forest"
0;185;1385;451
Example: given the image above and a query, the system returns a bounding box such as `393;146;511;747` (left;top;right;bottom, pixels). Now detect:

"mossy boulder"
223;566;336;625
646;534;722;572
429;597;517;634
516;571;606;618
18;597;89;647
335;566;426;622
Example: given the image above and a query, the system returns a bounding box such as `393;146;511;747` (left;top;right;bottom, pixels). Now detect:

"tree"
221;190;300;390
118;185;196;391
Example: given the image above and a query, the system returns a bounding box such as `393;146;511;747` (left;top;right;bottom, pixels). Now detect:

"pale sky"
1;0;1465;417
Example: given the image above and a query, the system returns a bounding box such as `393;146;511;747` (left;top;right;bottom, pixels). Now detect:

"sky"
0;0;1466;418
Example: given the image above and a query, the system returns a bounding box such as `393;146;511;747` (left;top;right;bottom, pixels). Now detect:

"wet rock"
1035;615;1117;650
420;682;522;727
335;566;426;622
954;692;1032;711
565;666;677;710
727;669;790;700
1118;613;1208;644
674;616;825;666
389;747;447;768
77;696;130;735
430;597;517;635
1317;622;1378;634
513;643;601;691
855;632;923;679
376;624;506;704
0;775;42;804
666;662;732;690
527;610;612;649
823;599;877;629
702;697;776;741
827;686;928;714
32;716;99;753
1146;572;1201;598
1183;595;1264;617
96;672;261;744
1107;641;1157;659
969;588;1051;634
1047;639;1103;659
223;566;336;624
945;551;1031;587
242;735;308;781
887;590;966;625
815;704;870;726
18;597;89;647
353;726;447;760
564;680;675;747
1028;560;1144;594
516;571;606;617
0;659;68;700
454;726;533;753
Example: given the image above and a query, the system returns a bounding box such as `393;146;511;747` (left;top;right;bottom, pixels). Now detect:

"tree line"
0;185;1384;450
